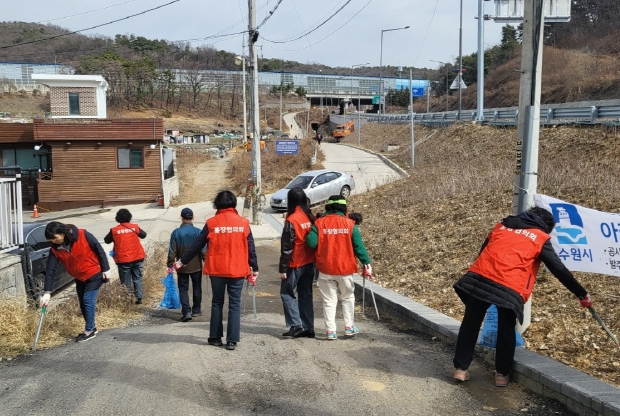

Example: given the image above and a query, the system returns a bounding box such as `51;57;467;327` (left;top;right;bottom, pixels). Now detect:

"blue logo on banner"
549;203;587;245
412;88;424;97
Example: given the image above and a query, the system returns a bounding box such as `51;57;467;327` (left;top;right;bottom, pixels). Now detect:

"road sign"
372;95;380;104
450;76;467;90
411;88;424;97
275;140;299;155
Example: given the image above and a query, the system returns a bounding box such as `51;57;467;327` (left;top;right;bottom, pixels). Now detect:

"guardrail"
338;99;620;126
0;167;24;254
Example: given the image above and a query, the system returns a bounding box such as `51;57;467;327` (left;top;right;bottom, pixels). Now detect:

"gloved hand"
247;272;258;286
102;271;110;283
167;267;173;274
579;294;593;308
362;264;373;279
280;273;287;280
173;260;183;271
40;292;51;308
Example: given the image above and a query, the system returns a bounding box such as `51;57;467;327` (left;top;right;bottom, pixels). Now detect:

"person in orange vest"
104;209;147;304
175;190;258;351
40;221;111;343
452;207;592;387
279;188;316;338
306;195;371;340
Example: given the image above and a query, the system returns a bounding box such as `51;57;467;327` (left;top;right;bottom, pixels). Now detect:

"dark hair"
45;221;77;244
529;206;556;233
286;187;316;222
348;212;363;225
325;194;347;214
213;190;237;210
115;208;132;223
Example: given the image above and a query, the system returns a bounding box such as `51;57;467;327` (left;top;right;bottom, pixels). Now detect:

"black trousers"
453;296;517;375
177;271;202;316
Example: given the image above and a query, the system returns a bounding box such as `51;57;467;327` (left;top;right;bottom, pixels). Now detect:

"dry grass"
350;122;620;386
0;243;168;357
227;140;325;195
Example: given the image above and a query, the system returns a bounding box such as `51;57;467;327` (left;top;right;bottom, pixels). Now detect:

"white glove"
102;271;111;282
40;292;51;308
173;260;183;271
280;273;287;280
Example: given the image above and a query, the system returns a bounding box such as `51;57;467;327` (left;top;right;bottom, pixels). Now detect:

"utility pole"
458;0;463;120
248;0;261;225
513;0;546;334
476;0;485;122
409;68;414;168
279;72;283;132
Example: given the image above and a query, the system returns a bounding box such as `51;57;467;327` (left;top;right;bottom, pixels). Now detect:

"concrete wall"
162;175;179;209
0;254;26;299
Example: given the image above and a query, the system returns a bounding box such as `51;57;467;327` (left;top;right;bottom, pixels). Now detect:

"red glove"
173;260;183;271
579;294;592;308
362;264;373;280
247;272;258;286
166;267;173;274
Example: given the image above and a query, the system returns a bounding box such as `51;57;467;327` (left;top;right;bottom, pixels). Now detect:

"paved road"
0;243;562;416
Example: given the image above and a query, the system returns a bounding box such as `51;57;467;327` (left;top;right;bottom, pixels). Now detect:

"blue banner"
275;140;299;155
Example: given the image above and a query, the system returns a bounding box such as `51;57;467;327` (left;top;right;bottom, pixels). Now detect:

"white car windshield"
286;175;313;189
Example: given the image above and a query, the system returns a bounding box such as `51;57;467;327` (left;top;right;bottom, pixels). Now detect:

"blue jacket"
168;223;204;273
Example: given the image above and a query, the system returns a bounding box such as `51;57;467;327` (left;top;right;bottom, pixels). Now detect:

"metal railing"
353;99;620;126
0;167;24;254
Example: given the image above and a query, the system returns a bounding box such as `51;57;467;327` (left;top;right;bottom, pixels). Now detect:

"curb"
353;275;620;416
339;143;410;178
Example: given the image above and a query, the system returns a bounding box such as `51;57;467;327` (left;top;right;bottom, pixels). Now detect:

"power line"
411;0;441;67
0;0;181;51
262;0;352;44
264;0;374;52
257;0;286;30
290;0;318;63
36;0;140;24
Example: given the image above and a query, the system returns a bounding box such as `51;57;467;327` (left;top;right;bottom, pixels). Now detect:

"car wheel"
340;185;351;198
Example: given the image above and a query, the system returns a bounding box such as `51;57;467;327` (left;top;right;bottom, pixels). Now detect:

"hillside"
340;122;620;387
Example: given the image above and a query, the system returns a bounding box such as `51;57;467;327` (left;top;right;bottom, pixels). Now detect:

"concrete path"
282;112;304;139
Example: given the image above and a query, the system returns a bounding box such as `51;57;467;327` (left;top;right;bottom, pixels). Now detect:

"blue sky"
6;0;507;69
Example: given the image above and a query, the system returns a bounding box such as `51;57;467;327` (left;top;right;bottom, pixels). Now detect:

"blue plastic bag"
160;272;181;309
478;304;525;348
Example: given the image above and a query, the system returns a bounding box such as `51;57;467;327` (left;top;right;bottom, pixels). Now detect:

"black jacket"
454;211;588;323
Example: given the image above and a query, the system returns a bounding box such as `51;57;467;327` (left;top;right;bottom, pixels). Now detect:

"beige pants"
317;272;355;332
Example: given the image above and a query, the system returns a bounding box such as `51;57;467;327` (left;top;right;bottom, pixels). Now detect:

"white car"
270;169;355;211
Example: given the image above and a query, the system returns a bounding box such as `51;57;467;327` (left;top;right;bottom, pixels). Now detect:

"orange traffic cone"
32;204;40;218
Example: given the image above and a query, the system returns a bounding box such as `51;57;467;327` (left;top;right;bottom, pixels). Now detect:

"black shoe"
192;311;202;317
208;337;223;347
180;314;192;322
282;326;304;337
93;327;98;335
225;341;237;350
293;329;315;338
135;298;142;305
75;332;97;343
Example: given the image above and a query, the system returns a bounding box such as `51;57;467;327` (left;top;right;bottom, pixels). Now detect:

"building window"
68;93;80;115
117;148;144;169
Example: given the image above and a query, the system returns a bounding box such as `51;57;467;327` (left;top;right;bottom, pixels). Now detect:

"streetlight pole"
458;0;463;120
351;63;368;145
319;69;323;117
431;60;450;112
234;45;247;144
279;71;283;133
379;26;410;115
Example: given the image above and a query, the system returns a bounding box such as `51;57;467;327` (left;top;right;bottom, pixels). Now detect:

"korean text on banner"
534;194;620;277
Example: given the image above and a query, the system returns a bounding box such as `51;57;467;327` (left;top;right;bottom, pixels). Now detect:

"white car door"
309;173;331;204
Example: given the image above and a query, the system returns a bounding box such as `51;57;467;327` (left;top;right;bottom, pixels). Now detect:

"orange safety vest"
287;207;315;268
110;223;145;264
468;223;549;302
203;208;251;278
51;229;102;282
314;214;357;275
